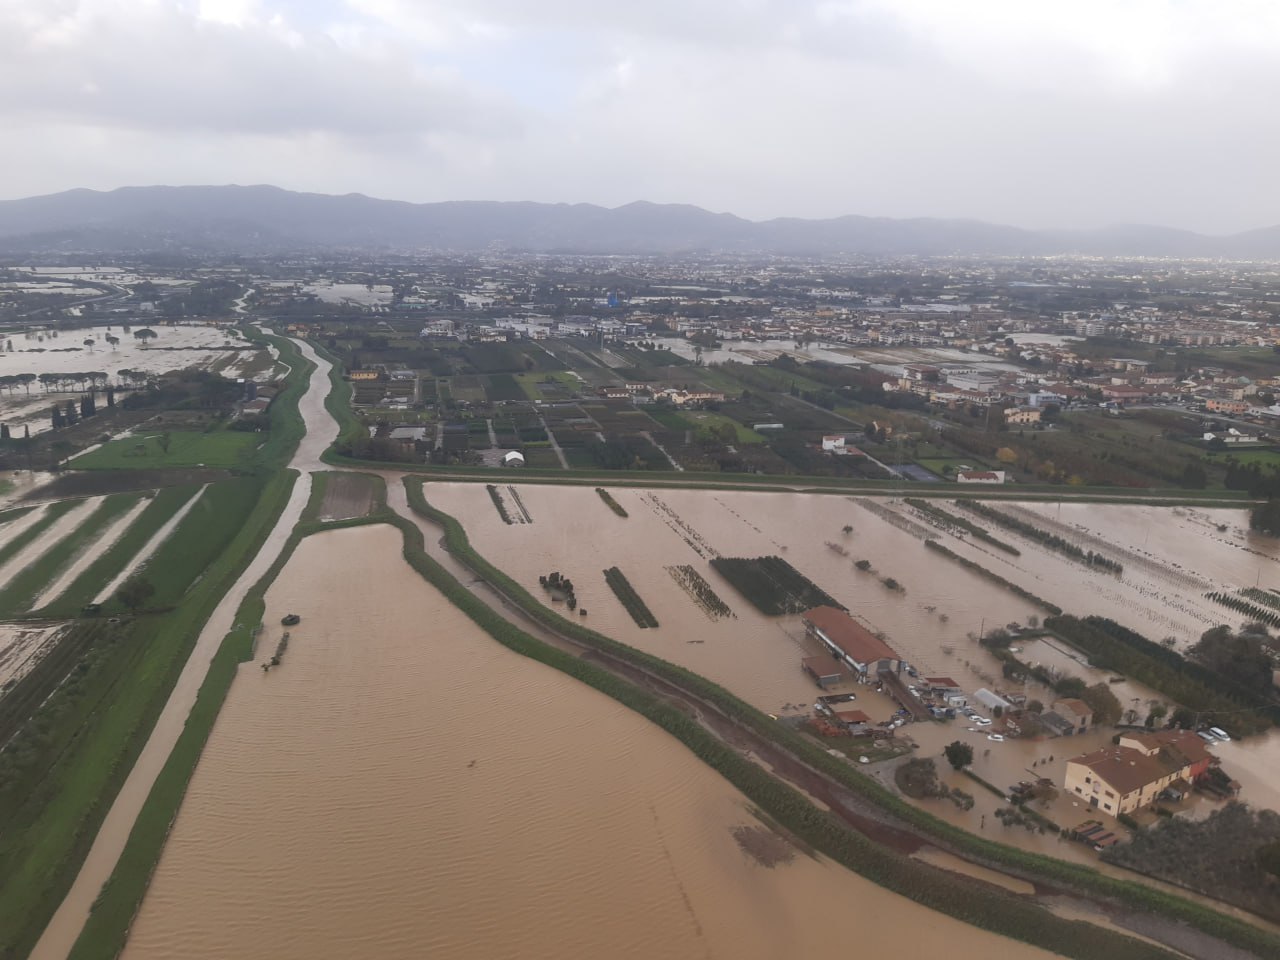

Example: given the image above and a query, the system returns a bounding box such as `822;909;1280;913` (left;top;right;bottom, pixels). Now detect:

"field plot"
71;430;260;470
313;472;384;521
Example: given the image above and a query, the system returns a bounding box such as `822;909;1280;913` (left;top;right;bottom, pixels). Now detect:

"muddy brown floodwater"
122;525;1055;960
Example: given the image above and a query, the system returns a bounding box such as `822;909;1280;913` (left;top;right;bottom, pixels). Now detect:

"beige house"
1004;405;1042;426
1063;731;1213;818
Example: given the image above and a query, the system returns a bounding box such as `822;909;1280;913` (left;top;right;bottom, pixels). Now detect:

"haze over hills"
1;185;1279;259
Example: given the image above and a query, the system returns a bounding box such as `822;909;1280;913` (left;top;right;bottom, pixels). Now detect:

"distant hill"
0;185;1276;258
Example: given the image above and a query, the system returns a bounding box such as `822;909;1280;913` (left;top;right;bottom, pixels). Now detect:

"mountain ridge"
0;185;1275;258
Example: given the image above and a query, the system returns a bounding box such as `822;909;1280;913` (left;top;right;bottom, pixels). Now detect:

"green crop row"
603;566;659;628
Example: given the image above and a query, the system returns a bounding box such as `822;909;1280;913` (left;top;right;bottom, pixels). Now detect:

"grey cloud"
0;2;519;138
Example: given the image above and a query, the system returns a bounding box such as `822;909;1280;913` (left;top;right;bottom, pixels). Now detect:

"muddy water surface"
122;525;1054;960
425;484;1038;715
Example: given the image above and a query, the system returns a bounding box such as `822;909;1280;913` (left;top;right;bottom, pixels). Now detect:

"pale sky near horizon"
2;0;1277;233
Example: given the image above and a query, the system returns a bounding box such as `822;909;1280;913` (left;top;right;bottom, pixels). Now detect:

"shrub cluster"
709;555;841;615
603;566;659;628
1045;615;1278;736
595;487;628;517
667;565;734;620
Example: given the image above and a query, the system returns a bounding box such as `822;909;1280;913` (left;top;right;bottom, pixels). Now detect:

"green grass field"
71;430;260;470
1206;448;1280;468
681;410;767;444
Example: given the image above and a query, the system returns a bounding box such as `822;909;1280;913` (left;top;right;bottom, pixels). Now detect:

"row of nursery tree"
0;369;154;395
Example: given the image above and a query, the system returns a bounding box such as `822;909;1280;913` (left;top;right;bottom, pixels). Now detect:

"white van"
1208;727;1231;742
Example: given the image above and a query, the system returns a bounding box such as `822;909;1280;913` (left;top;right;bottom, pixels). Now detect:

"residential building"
1004;406;1042;426
1051;698;1092;734
1063;731;1215;817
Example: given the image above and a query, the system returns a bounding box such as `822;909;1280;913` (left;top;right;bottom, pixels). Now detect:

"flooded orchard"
122;524;1054;960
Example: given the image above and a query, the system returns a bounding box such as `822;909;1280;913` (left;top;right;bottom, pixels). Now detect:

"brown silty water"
424;484;1280;819
122;524;1055;960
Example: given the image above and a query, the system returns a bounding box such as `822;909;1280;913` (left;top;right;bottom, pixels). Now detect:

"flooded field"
0;623;66;690
424;483;1280;822
0;322;252;435
426;483;1040;714
122;524;1055;960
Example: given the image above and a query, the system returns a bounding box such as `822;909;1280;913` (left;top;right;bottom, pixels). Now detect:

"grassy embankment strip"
68;474;310;960
953;500;1123;573
405;480;1278;959
923;540;1062;614
240;326;314;471
0;493;143;617
35;485;200;619
301;470;329;520
905;498;1020;555
0;471;296;960
595;487;628;517
305;336;363;451
0;498;83;570
602;566;659;628
392;486;1188;960
1046;615;1280;736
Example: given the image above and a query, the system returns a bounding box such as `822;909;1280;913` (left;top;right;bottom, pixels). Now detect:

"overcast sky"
2;0;1277;233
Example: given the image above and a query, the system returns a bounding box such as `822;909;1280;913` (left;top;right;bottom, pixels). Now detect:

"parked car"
1208;727;1231;742
987;734;1005;742
974;716;992;726
1197;731;1218;744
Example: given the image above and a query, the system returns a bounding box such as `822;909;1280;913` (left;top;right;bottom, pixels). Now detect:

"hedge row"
953;500;1123;573
603;566;659;628
595;487;628;517
923;540;1063;614
404;479;1279;960
393;489;1192;960
1206;591;1280;629
905;498;1021;555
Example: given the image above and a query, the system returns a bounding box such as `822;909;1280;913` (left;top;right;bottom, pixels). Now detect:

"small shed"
502;450;526;467
803;655;851;690
832;709;872;734
973;688;1012;712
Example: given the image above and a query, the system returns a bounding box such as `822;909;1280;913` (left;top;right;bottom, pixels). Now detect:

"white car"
1209;727;1231;742
987;734;1005;742
974;716;992;726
